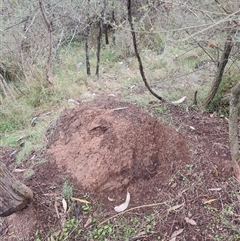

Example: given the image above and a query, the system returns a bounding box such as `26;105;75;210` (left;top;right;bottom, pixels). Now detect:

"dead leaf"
185;217;197;225
68;99;80;105
50;236;55;241
13;168;26;173
16;135;29;143
203;199;216;205
172;96;186;104
176;189;188;198
114;191;130;212
71;197;90;204
62;198;68;213
9;150;18;157
54;201;60;219
170;229;184;241
30;116;38;126
236;194;240;202
84;217;92;228
111;107;128;111
130;231;147;241
171;183;177;189
51;230;61;239
108;197;115;202
208;188;221;191
208;40;217;48
167;203;184;212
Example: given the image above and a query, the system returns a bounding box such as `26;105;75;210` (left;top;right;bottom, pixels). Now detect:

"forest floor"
1;93;239;241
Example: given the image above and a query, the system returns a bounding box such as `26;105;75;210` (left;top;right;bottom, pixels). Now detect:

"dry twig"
98;201;166;226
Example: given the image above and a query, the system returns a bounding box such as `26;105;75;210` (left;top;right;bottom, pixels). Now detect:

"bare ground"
0;96;239;241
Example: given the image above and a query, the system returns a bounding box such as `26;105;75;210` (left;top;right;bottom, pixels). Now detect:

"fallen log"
0;161;33;217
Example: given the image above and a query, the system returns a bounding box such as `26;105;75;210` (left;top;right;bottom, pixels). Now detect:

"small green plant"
144;213;156;234
35;230;41;241
89;223;113;240
83;192;90;198
61;181;73;201
178;171;189;182
23;169;35;180
186;164;194;171
16;141;35;164
57;218;82;241
151;104;169;114
207;205;218;212
82;203;91;212
49;184;57;190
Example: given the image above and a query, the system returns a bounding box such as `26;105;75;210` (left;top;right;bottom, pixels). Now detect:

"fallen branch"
98;201;166;226
111;107;128;111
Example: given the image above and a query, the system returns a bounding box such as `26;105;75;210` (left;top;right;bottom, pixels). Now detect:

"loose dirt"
1;96;239;241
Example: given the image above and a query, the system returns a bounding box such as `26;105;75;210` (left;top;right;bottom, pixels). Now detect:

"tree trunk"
204;35;233;108
127;0;165;102
96;18;102;78
96;0;107;78
103;24;109;45
39;0;52;85
111;8;116;46
0;161;33;217
229;81;240;181
85;0;91;76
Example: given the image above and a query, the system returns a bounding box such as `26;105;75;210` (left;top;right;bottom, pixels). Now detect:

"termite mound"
47;97;190;192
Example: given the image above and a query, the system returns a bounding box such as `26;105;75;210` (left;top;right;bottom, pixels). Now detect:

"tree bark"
96;18;102;78
204;35;233;108
39;0;52;84
96;0;107;78
85;0;91;76
111;6;116;46
103;24;109;45
0;161;33;217
229;81;240;181
127;0;165;102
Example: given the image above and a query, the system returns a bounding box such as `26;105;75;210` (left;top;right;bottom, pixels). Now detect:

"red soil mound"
47;97;190;192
